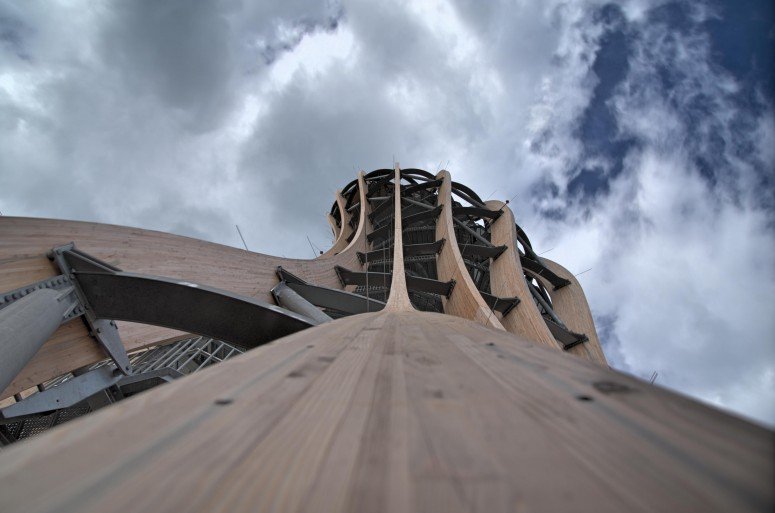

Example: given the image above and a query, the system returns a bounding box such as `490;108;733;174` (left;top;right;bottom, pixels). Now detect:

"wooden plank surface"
0;310;771;513
486;200;560;350
385;165;413;311
540;258;608;364
434;171;504;330
486;200;607;365
321;185;354;257
0;208;369;398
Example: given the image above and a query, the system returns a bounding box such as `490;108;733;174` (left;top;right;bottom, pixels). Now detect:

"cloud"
521;0;775;424
102;0;239;132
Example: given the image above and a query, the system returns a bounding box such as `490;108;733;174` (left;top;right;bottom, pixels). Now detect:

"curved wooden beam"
538;258;607;365
486;200;558;349
321;190;348;256
326;213;340;242
434;171;504;330
385;165;413;311
337;171;370;260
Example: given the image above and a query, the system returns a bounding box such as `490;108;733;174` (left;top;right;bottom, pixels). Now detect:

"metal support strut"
0;288;77;393
0;244;319;396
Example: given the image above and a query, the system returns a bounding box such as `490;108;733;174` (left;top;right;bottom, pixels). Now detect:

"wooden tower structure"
0;166;772;512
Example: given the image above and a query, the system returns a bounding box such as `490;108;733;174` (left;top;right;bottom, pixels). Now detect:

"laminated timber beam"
486;200;566;353
320;190;352;257
434;170;505;330
0;310;770;513
484;200;604;363
326;213;340;240
537;258;608;364
384;164;414;311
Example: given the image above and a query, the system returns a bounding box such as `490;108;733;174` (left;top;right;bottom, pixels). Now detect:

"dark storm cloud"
103;0;239;132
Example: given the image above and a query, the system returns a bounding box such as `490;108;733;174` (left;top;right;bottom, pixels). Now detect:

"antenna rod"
235;225;249;251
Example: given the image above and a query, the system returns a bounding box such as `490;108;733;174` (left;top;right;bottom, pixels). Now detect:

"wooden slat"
486;200;562;351
326;212;340;241
385;165;413;311
0;311;770;513
343;172;372;294
321;190;349;256
434;170;504;330
539;258;607;364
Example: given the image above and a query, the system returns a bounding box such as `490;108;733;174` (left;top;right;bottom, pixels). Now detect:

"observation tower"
0;166;771;512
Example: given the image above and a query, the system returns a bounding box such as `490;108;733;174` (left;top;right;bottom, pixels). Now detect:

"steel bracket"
48;243;132;375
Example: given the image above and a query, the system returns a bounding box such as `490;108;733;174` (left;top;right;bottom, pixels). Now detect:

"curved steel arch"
400;168;436;181
76;271;315;349
451;181;486;207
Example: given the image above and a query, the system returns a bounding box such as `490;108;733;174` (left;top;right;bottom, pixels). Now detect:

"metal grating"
1;336;243;446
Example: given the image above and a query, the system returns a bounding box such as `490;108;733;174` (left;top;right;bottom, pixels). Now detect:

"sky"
0;0;773;426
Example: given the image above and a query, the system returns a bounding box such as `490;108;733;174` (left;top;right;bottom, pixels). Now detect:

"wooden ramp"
0;310;771;513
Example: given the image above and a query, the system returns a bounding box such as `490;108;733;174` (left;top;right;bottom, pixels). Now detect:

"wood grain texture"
0;310;770;513
385;165;413;312
539;258;608;365
343;172;371;294
486;200;560;350
0;182;370;398
434;171;504;330
321;189;351;257
326;213;340;242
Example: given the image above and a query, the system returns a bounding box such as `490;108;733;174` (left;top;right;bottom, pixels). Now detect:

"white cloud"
524;1;775;425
